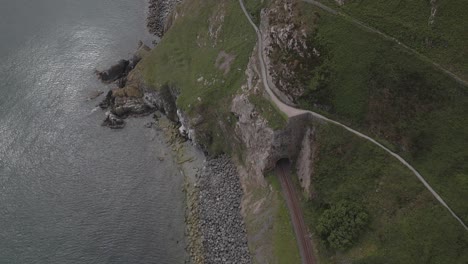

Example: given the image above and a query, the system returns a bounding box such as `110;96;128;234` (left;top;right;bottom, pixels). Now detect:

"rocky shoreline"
143;4;253;261
95;42;180;129
92;1;253;262
195;156;251;264
161;121;251;264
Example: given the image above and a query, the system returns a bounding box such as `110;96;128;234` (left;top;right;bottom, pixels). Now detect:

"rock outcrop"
295;127;317;198
261;0;322;104
231;45;313;185
135;1;321;261
97;44;179;129
334;0;349;6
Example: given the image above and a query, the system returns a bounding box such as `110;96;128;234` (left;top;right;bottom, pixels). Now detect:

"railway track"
276;160;316;264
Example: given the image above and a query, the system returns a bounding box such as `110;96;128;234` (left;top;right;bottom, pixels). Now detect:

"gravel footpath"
197;156;251;264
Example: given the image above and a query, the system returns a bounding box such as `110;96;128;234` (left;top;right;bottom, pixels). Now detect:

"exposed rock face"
208;1;226;47
429;0;438;26
95;51;144;85
231;48;312;184
232;94;275;184
178;110;198;143
231;43;319;263
97;44;180;129
261;0;322;103
95;59;129;83
102;112;125;129
147;0;183;38
296;127;317;198
334;0;349;6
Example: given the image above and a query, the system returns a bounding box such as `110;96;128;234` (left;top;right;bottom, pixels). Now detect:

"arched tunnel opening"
275;158;291;172
276;158;291;168
275;158;292;178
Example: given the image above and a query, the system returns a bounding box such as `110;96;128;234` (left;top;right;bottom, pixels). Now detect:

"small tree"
317;200;369;250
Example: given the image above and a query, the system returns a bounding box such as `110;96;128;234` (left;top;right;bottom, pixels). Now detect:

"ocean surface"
0;0;188;263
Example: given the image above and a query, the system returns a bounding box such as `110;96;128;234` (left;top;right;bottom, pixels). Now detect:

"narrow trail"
302;0;468;87
238;0;468;231
277;160;316;264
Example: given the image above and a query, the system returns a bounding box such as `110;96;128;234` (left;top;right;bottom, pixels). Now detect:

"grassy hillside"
317;0;468;81
298;2;468;226
141;0;286;153
302;122;468;263
140;0;468;262
141;0;256;154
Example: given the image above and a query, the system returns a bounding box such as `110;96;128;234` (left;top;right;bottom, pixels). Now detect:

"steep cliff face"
231;44;315;187
231;42;317;263
142;0;317;192
140;1;322;262
260;0;322;104
295;126;317;198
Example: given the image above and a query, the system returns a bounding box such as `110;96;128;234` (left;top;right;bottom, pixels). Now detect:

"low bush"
317;200;369;250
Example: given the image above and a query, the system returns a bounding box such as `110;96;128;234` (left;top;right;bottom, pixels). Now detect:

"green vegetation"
141;0;257;154
244;0;271;25
140;0;468;262
317;0;468;80
266;174;302;264
249;94;287;130
302;122;468;263
299;2;468;225
317;200;369;250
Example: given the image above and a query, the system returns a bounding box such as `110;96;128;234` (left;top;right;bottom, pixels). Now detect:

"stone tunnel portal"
276;158;291;174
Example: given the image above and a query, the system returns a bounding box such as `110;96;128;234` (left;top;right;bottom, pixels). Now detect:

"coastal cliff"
139;1;318;262
97;0;468;263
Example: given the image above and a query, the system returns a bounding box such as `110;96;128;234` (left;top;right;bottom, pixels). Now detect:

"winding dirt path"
238;0;468;232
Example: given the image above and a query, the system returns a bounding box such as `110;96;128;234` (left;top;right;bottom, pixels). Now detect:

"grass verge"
299;2;468;225
301;121;468;263
316;0;468;80
249;94;287;130
266;174;302;264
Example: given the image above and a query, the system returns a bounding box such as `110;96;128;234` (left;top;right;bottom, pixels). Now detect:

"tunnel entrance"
275;158;291;178
276;158;291;167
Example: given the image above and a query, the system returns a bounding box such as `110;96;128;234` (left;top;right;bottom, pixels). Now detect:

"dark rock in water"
95;59;130;83
98;91;114;109
116;77;127;88
94;42;178;129
145;122;154;128
102;112;125;129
